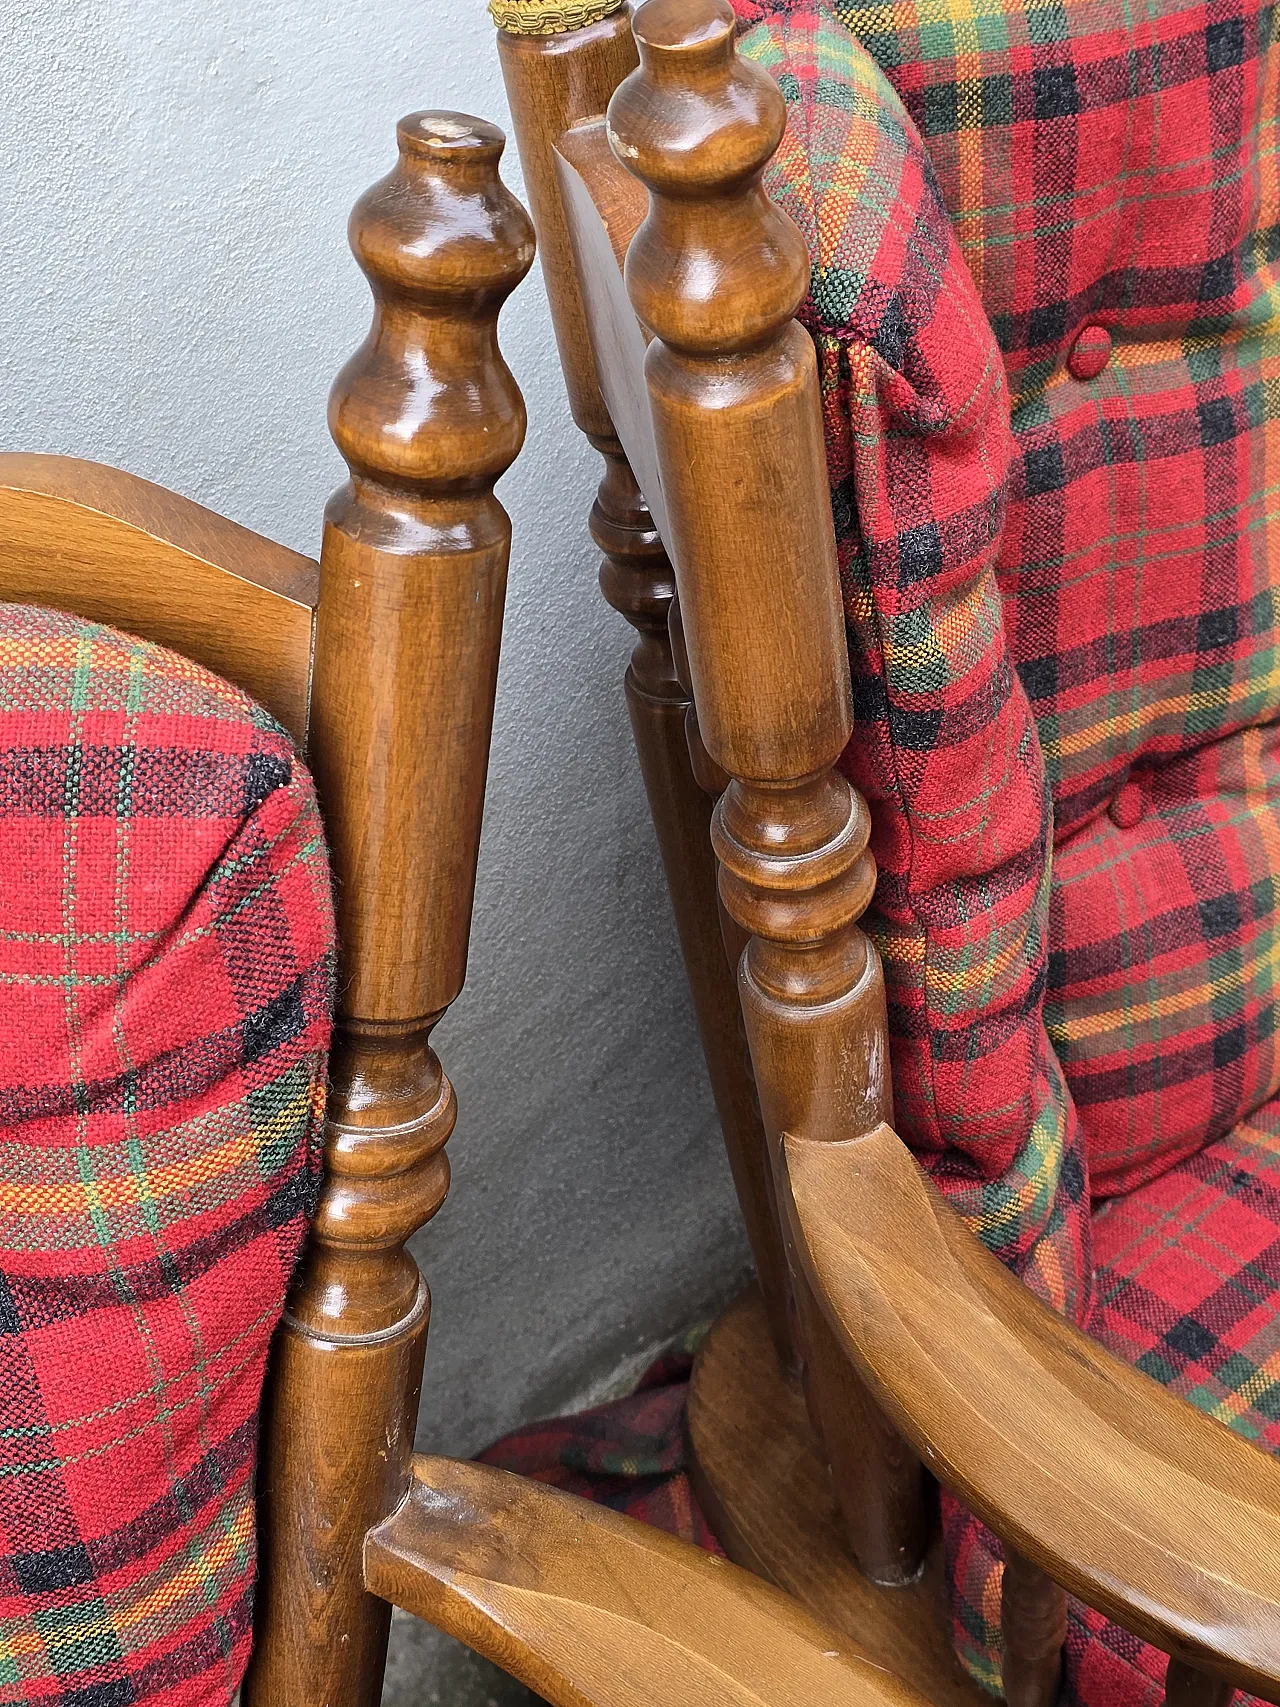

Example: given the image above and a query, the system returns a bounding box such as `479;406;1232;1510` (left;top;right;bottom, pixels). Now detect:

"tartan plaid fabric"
727;0;1280;1697
0;605;333;1707
735;0;1091;1318
947;1090;1280;1705
735;0;1280;1200
477;1340;723;1553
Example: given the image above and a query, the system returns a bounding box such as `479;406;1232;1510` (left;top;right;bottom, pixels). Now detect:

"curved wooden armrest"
785;1124;1280;1696
0;453;317;740
364;1454;927;1707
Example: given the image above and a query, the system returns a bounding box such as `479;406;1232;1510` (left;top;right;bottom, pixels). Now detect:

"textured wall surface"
0;0;751;1461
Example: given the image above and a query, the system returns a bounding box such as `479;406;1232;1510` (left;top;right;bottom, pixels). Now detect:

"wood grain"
786;1121;1280;1696
0;455;315;740
243;112;533;1707
496;7;639;444
687;1288;988;1707
611;0;927;1582
365;1454;932;1707
1165;1661;1236;1707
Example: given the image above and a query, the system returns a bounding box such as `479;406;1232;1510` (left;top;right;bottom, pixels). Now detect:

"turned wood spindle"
1164;1660;1236;1707
1001;1549;1067;1707
495;0;796;1368
607;0;928;1584
243;113;534;1707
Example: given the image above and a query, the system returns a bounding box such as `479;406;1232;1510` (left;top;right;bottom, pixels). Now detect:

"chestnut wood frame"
496;1;1280;1704
0;105;944;1707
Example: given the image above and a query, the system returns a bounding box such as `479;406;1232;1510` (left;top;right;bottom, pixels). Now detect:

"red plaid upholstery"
0;605;333;1707
477;1341;722;1553
719;0;1280;1696
732;0;1092;1323
948;1090;1280;1704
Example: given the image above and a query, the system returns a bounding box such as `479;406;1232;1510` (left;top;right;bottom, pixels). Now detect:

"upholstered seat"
713;0;1280;1697
0;604;333;1707
942;1088;1280;1702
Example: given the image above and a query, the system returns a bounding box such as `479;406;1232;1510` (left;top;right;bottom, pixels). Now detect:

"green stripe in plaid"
0;604;334;1707
947;1093;1280;1705
731;0;1280;1698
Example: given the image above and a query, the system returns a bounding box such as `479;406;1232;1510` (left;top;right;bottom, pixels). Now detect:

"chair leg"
246;1263;431;1707
1001;1548;1067;1707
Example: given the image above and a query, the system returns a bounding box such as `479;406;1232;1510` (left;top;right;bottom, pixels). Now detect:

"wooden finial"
245;114;533;1707
610;0;928;1583
329;112;532;515
310;110;533;1340
610;0;850;787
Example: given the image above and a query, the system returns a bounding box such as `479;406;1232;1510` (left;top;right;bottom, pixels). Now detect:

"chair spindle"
608;0;928;1585
1000;1549;1067;1707
242;114;533;1707
496;2;796;1368
1164;1660;1235;1707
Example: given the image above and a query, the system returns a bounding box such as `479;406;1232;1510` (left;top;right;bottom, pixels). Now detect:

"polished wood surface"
590;453;798;1367
366;1454;930;1707
498;1;798;1367
610;0;926;1583
555;113;796;1367
0;454;315;739
688;1288;988;1707
243;112;533;1707
496;7;638;444
554;120;664;534
786;1122;1280;1696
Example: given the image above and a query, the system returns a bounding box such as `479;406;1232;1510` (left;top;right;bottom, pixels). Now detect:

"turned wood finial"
303;112;534;1345
607;0;851;787
611;0;808;355
331;112;533;503
247;117;534;1707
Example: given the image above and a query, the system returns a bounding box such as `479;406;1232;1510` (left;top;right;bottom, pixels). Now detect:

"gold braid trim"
489;0;625;34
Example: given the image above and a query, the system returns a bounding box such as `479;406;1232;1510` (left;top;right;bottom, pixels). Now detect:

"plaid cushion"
0;605;333;1707
728;0;1280;1697
477;1339;722;1552
735;0;1280;1200
947;1092;1280;1705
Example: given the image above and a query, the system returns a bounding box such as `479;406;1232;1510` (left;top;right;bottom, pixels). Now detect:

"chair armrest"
784;1124;1280;1696
364;1454;927;1707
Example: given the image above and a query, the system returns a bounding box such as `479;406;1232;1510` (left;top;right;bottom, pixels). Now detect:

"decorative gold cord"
488;0;625;34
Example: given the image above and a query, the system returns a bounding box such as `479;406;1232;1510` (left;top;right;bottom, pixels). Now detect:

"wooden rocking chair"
0;106;942;1707
492;0;1280;1704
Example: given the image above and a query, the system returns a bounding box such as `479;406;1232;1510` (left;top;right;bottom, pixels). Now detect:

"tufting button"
1068;323;1113;381
1109;777;1145;830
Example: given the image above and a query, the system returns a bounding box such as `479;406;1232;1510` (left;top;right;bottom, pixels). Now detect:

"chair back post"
608;0;927;1585
243;114;533;1707
495;0;797;1370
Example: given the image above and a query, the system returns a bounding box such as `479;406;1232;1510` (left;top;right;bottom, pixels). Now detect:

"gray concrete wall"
2;0;751;1464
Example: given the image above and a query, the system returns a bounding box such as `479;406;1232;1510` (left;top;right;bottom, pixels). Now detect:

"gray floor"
383;1612;542;1707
